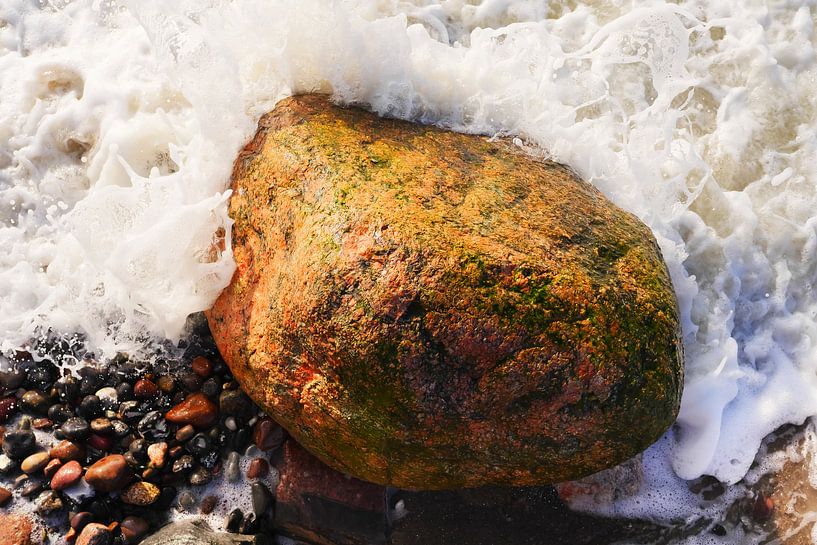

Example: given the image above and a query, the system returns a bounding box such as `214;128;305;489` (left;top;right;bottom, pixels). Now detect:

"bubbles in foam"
2;0;817;535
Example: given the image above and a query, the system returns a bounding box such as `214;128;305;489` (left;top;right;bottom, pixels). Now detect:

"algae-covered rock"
207;94;683;489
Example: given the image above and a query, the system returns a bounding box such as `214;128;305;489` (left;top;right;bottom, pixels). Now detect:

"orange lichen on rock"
206;94;683;489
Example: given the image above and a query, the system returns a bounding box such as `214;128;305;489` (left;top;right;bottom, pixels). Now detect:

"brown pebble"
253;418;284;451
0;486;11;506
43;459;62;479
133;379;159;399
75;522;112;545
169;446;183;458
70;511;94;531
50;440;85;462
20;452;50;474
156;376;175;394
120;516;149;544
175;424;195;442
165;393;218;429
31;418;52;430
246;458;269;480
190;356;213;378
200;495;217;514
51;460;82;490
85;455;133;493
121;481;160;506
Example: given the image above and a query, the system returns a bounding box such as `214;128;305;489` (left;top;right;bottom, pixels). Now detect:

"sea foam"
2;0;817;536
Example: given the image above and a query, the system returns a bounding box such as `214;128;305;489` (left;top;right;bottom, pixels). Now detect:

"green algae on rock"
206;94;683;490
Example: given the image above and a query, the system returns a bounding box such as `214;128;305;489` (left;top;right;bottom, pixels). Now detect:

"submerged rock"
207;94;683;489
140;520;268;545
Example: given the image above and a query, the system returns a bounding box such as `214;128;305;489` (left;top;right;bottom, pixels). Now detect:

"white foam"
3;0;817;532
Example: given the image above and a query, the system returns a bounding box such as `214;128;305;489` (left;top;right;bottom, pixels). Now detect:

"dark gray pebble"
2;428;36;459
60;417;90;440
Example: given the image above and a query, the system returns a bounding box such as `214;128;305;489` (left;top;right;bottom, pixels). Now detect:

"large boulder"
207;94;683;489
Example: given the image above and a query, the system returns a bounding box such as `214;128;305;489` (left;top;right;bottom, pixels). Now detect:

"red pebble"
51;460;83;490
165;393;218;429
87;434;113;451
190;357;213;378
253;418;284;451
133;379;159;399
0;397;18;423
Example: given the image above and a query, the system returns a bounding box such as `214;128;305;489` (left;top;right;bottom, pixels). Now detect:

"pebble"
115;382;133;402
36;490;64;515
120;516;149;544
178;373;203;393
246;458;269;480
253;418;284;451
110;420;130;438
85;454;133;492
175;424;195;442
60;417;90;440
51;460;83;490
251;482;273;515
31;418;52;430
95;388;118;409
165;393;219;429
172;455;194;474
50;440;85;462
20;451;50;474
0;369;25;391
0;397;18;423
20;481;43;498
238;512;258;534
20;391;49;414
78;395;103;420
87;434;113;451
147;442;168;468
133;379;159;399
137;411;169;442
0;486;10;506
189;467;211;486
76;522;113;545
43;459;62;479
2;427;36;460
224;417;237;431
90;418;113;435
200;378;220;398
47;403;72;424
0;454;15;474
191;356;213;378
121;481;160;506
128;438;148;461
200;495;217;514
185;433;211;456
219;390;250;417
176;490;196;511
70;511;94;531
224;451;241;482
225;509;243;533
156;376;175;394
55;376;80;403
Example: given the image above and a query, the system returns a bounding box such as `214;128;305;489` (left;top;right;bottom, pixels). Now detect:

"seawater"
2;0;817;541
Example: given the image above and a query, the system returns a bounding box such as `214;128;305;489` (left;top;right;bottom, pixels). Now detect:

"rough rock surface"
207;94;683;489
0;514;33;545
